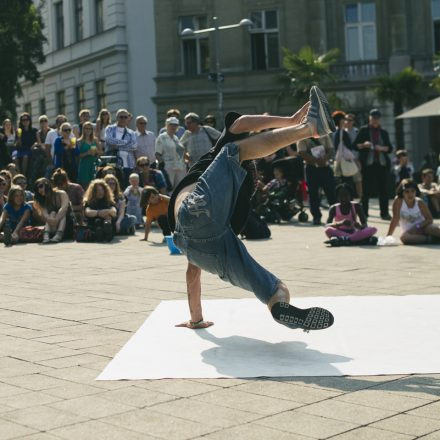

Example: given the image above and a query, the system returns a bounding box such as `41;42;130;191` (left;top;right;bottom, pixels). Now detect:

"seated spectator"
104;174;136;235
140;186;171;241
155;117;186;191
78;121;100;189
418;169;440;218
325;183;377;246
135;156;166;194
6;163;18;178
394;150;414;186
0;175;8;213
0;185;32;246
11;174;33;201
83;179;116;242
52;168;84;224
123;173;143;226
388;179;440;245
33;177;70;244
263;165;289;194
0;170;12;195
54;123;80;182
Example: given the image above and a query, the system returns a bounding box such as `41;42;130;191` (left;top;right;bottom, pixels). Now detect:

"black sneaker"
381;214;392;221
313;218;322;226
307;86;336;136
271;301;334;332
103;221;113;242
3;223;12;247
94;226;103;242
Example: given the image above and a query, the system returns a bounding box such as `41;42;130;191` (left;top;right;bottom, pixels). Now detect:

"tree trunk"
394;101;404;148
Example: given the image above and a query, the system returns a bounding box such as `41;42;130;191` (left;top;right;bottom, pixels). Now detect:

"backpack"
240;210;271;239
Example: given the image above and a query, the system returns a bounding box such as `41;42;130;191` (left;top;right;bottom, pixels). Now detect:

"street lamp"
181;16;253;124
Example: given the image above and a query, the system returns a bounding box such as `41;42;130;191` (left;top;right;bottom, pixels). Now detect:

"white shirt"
135;130;156;162
400;198;425;233
155;132;186;170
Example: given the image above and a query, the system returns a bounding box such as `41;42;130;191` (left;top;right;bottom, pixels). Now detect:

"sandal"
42;231;50;244
50;230;63;243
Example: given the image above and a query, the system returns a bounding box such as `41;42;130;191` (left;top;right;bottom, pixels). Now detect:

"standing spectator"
105;109;137;187
123;173;143;226
52;168;84;224
140;186;171;241
33;177;70;243
44;115;67;177
12;174;33;202
298;135;336;225
135;115;156;162
203;114;217;129
180;112;221;167
0;186;32;246
95;109;111;152
159;108;186;138
54;123;80;182
134;157;166;194
155;117;186;190
6;163;18;178
388;179;440;244
332;111;362;199
16;112;38;177
83;179;116;242
355;109;393;220
344;113;359;144
1;119;16;165
73;109;94;138
77;121;100;189
418;169;440;218
393;149;414;186
104;174;136;235
29;115;52;186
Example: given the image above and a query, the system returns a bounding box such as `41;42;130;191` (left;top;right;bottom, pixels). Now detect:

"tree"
0;0;46;121
281;46;341;107
430;53;440;93
374;67;424;148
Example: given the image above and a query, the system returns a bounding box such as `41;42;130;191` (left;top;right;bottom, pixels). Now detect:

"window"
95;0;104;33
75;85;86;115
433;0;440;53
74;0;83;42
54;2;64;49
39;98;46;116
250;10;280;70
344;2;377;61
179;16;210;75
96;80;107;111
24;103;32;116
56;90;66;115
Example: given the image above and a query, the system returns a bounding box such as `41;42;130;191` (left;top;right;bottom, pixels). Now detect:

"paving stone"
43;382;105;399
138;378;220;397
370;413;440;437
2;391;62;409
97;385;178;407
3;373;74;391
418;431;440;439
330;426;415;439
0;419;37;440
369;376;440;401
406;401;440;420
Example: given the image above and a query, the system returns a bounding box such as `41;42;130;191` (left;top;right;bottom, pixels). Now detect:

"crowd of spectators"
0;105;439;247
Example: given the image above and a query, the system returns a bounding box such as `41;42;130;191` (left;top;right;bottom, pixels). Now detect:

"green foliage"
0;0;46;121
431;53;440;93
282;46;340;103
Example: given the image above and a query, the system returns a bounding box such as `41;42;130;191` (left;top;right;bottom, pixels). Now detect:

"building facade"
17;0;158;131
154;0;439;167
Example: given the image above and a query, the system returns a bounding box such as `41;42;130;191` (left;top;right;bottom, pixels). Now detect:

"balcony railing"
330;60;389;81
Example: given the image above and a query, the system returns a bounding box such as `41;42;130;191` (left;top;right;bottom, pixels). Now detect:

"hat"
369;108;382;118
166;117;179;125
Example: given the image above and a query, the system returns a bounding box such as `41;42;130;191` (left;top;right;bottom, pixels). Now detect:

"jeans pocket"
187;245;224;278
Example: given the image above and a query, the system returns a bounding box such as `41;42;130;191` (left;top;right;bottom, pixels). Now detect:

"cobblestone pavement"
1;204;439;440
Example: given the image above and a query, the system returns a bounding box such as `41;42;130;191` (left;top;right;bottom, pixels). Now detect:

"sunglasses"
118;115;128;119
139;163;149;167
21;118;30;122
107;180;116;185
16;180;26;185
37;183;46;189
40;120;48;123
138;122;147;125
62;128;71;132
0;182;6;186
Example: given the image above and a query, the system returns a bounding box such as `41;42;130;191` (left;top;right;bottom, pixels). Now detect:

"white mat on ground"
97;296;440;380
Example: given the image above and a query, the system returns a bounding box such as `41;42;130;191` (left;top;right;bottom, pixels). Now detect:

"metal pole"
213;17;223;124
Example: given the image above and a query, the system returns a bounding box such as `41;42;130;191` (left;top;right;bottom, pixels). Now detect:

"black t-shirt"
85;198;114;210
168;111;255;235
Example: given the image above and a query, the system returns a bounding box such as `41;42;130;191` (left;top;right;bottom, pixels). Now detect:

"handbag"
74;225;94;242
18;226;44;242
336;130;358;177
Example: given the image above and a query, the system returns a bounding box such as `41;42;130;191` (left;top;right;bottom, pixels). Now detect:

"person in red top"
140;186;171;241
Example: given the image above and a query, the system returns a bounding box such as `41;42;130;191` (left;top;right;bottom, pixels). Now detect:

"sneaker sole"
311;86;336;135
3;224;12;247
271;301;334;332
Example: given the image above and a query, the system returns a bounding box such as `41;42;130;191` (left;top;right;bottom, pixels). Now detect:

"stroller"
255;156;309;224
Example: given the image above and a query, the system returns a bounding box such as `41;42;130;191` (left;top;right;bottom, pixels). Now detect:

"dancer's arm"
176;262;214;329
230;102;309;134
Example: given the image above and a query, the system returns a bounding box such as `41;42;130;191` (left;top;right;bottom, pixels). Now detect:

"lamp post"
181;17;253;124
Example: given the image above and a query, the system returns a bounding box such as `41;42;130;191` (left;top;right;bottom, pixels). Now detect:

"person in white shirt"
155;117;186;190
135;116;156;162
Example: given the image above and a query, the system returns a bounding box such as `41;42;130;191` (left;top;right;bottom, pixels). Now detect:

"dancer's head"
335;183;354;204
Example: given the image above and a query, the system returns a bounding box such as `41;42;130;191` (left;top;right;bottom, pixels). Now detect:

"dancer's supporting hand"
175;320;214;329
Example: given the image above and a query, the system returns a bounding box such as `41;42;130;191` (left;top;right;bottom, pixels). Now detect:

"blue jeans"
173;143;279;304
119;214;136;235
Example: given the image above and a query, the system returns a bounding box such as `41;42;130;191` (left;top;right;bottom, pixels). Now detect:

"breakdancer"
169;86;336;331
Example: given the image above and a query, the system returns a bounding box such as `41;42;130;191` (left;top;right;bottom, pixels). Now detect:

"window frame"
39;98;46;116
75;85;86;116
54;1;64;50
249;9;280;71
95;0;104;34
56;90;66;116
432;0;440;53
73;0;84;42
95;79;107;111
344;2;378;61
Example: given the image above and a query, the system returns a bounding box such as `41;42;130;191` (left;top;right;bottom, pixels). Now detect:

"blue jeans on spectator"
119;214;136;235
305;165;336;222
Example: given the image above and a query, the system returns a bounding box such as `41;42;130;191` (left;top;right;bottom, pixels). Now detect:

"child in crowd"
388;178;440;245
0;186;32;246
393;149;414;186
325;183;377;246
418;169;440;218
124;173;143;227
84;179;117;242
262;165;289;194
140;186;171;241
12;174;33;202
